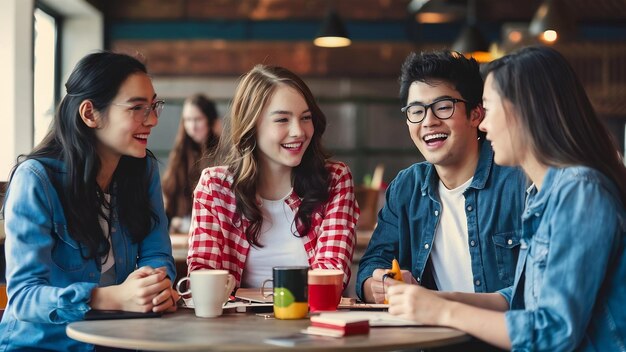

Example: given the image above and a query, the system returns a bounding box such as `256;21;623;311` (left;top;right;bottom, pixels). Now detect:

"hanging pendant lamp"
451;0;491;62
314;9;351;48
529;0;575;44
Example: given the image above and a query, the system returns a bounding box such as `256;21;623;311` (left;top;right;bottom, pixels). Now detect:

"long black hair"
8;51;159;259
484;46;626;206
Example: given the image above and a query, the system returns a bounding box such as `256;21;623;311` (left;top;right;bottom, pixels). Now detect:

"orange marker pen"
383;259;404;304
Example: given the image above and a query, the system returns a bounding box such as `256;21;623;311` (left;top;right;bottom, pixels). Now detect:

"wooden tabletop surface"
67;308;469;351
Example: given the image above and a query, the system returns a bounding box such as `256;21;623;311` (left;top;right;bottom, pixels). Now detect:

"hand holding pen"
382;259;404;303
369;259;418;304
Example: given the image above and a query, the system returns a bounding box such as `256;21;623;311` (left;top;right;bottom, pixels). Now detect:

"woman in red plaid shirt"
187;65;359;289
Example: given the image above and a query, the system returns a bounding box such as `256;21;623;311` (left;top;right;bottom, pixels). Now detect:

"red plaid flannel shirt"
187;161;359;288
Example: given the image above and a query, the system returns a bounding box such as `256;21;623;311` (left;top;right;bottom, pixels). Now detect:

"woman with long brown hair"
187;65;359;289
162;94;221;233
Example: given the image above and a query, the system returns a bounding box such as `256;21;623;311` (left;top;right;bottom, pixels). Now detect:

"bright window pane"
33;8;57;147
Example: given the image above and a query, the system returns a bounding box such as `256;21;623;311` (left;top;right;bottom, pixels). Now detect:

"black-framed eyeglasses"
401;98;467;124
112;100;165;123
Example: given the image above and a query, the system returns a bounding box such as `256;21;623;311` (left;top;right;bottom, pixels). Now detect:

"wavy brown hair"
484;46;626;206
215;65;330;247
162;94;219;221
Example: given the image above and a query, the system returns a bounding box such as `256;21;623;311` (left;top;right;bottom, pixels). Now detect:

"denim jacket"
0;157;176;351
356;141;527;300
499;166;626;352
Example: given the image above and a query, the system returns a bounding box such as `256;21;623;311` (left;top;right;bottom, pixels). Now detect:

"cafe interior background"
1;0;626;297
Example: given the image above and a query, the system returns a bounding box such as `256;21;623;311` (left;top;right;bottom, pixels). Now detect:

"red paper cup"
308;269;343;312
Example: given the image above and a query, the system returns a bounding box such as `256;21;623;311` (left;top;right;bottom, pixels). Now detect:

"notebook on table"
234;287;273;303
310;311;421;327
337;297;389;310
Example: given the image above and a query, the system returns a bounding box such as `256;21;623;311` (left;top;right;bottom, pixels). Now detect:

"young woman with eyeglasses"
186;65;359;289
387;46;626;351
0;51;177;350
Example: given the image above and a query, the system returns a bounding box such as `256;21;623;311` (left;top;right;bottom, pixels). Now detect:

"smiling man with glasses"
401;97;467;124
357;51;527;313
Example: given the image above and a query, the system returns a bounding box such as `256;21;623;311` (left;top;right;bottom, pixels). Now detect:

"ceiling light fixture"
314;9;351;48
529;0;575;44
409;0;466;24
451;0;491;62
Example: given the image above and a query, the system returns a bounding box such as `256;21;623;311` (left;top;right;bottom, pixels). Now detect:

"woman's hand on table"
90;266;170;312
149;267;179;313
117;266;173;312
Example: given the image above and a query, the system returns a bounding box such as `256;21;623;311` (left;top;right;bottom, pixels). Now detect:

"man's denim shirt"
0;157;176;351
498;166;626;352
356;141;527;299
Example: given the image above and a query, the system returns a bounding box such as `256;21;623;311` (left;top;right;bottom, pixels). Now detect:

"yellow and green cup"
261;266;308;319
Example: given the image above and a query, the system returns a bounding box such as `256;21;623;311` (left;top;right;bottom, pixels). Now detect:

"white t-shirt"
431;177;474;292
241;191;309;288
99;193;116;286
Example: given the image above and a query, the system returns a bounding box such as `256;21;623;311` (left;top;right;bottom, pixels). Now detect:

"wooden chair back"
355;186;381;230
0;283;6;310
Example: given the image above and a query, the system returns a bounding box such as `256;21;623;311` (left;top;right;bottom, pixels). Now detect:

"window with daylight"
33;5;59;146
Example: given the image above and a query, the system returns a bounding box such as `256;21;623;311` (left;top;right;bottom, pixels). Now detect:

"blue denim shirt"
0;157;176;351
356;141;527;300
498;166;626;352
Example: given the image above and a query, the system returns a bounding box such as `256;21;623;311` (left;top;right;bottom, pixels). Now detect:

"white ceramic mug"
176;269;235;318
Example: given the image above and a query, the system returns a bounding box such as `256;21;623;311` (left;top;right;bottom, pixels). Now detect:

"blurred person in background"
162;94;222;233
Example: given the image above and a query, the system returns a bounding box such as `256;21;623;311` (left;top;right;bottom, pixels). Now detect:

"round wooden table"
67;308;469;351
